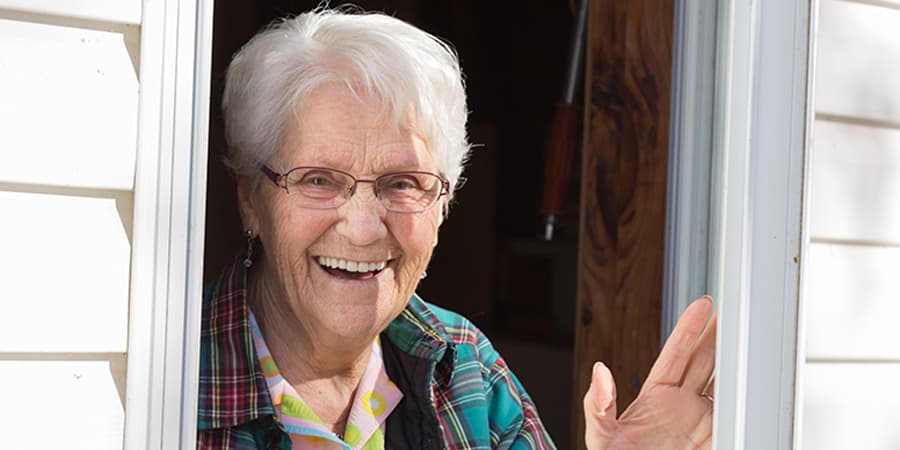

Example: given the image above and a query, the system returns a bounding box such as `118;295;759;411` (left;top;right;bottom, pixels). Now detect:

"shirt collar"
383;294;459;387
197;259;274;430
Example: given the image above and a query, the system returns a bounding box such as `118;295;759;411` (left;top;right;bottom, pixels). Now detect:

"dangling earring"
243;229;255;268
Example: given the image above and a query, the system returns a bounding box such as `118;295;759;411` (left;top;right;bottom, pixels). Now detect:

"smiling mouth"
316;256;390;280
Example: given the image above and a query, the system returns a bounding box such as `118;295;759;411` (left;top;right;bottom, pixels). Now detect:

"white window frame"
666;0;815;448
124;0;214;448
711;0;813;449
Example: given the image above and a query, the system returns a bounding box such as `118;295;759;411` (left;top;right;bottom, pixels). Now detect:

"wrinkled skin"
584;297;717;450
236;83;445;430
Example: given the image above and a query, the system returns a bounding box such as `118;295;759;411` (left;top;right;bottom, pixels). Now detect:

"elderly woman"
198;7;716;450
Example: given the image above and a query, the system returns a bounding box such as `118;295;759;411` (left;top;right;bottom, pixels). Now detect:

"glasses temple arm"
260;165;285;187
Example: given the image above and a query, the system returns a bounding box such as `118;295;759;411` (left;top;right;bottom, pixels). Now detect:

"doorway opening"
204;2;581;446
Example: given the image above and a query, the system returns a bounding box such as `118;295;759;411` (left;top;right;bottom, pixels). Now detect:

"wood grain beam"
570;0;673;446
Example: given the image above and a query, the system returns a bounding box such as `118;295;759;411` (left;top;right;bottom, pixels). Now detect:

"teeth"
317;256;387;273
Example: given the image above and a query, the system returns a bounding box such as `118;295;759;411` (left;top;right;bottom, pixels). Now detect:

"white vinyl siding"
815;0;900;127
0;18;139;190
805;244;900;360
0;191;132;352
0;0;141;25
809;121;900;244
803;364;900;449
802;0;900;448
0;2;140;448
0;358;128;449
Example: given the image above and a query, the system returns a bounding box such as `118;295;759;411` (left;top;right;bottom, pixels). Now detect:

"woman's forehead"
296;82;411;128
277;83;435;171
278;131;433;173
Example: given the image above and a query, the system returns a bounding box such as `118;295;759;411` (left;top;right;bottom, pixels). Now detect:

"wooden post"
570;0;673;447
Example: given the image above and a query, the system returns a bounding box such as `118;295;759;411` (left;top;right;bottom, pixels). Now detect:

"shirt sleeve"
420;299;558;449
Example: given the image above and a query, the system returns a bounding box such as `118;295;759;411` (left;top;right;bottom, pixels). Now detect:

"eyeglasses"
261;165;450;213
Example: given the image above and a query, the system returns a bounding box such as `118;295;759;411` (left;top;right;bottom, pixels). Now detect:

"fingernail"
592;362;614;414
592;361;606;381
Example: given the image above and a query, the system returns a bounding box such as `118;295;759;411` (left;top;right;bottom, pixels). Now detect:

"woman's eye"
300;174;336;187
389;179;419;190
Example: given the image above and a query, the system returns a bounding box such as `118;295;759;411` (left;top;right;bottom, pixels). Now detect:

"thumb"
583;362;618;449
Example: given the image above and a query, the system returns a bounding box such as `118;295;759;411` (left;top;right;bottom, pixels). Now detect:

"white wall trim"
711;0;813;449
124;0;213;447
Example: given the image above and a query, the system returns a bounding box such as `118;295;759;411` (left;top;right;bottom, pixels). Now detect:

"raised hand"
583;296;717;450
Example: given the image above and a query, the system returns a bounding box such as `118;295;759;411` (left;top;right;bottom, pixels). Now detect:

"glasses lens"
284;168;352;208
377;172;443;212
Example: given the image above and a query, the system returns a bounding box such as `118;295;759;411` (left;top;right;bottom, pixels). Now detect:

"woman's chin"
301;259;414;341
321;305;393;341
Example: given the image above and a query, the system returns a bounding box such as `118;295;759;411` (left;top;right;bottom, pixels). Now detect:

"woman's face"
239;83;442;342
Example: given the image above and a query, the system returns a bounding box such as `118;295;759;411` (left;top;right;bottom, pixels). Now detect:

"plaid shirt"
197;259;556;449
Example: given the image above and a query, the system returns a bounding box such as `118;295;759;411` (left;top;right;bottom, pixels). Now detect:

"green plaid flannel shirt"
197;259;556;449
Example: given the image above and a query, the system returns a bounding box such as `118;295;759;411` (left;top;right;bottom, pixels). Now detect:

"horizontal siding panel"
809;120;900;243
0;358;125;449
802;363;900;450
804;243;900;359
0;191;131;352
0;0;141;25
0;18;139;191
816;0;900;124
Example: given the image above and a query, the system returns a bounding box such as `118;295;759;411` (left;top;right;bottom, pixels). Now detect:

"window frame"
123;0;815;446
710;0;813;448
666;0;815;448
662;0;719;339
124;0;214;448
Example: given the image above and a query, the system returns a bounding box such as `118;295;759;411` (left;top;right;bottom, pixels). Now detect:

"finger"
583;362;618;450
682;307;718;393
690;396;715;449
644;296;713;388
691;409;713;450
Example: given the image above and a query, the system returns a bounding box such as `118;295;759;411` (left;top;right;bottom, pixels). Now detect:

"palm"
583;297;717;450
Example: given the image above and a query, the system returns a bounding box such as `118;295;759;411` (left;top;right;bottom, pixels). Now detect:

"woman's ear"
434;203;445;248
236;175;260;233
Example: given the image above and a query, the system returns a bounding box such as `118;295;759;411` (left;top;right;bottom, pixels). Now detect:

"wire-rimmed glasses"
261;165;450;213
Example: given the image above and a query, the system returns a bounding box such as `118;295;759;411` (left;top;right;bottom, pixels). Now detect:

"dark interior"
204;1;581;446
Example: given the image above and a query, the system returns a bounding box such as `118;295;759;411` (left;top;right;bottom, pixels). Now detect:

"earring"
420;271;427;280
243;229;255;268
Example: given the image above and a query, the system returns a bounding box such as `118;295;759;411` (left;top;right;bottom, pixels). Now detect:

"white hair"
222;6;471;194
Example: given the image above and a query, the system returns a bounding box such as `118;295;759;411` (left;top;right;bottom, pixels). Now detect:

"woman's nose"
335;185;388;246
